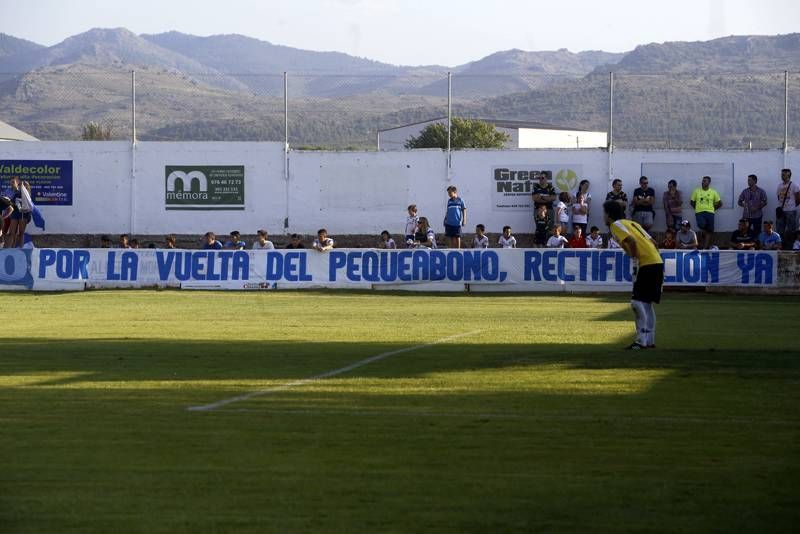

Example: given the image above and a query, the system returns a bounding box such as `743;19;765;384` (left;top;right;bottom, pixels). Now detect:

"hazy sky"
1;0;798;66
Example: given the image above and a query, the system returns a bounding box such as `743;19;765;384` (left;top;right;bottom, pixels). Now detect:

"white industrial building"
377;117;607;150
0;119;38;141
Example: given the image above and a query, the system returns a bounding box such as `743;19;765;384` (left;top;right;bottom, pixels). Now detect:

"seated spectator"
472;224;489;249
546;226;569;248
146;243;156;249
729;219;757;250
100;235;112;248
413;217;437;249
164;234;177;249
607;235;621;249
758;221;782;250
660;228;677;249
119;234;131;249
498;225;517;248
252;229;275;250
585;226;603;249
378;230;396;249
225;231;246;250
285;234;305;249
202;231;223;250
568;226;587;248
129;238;140;249
312;228;334;252
793;231;800;251
677;220;698;250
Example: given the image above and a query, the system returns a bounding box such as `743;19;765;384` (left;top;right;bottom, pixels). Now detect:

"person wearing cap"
677;220;698;250
690;176;722;249
604;199;664;350
729;219;758;250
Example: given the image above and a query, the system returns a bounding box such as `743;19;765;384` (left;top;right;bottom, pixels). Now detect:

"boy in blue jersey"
444;185;467;249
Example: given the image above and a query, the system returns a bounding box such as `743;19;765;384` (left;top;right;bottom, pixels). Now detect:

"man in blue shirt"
758;220;782;250
444;185;467;249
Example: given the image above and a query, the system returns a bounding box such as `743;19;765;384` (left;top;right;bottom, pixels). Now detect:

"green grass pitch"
1;290;798;532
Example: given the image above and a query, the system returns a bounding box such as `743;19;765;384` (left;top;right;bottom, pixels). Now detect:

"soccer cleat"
625;342;647;350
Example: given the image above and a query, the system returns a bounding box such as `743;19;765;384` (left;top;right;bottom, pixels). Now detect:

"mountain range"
0;28;798;147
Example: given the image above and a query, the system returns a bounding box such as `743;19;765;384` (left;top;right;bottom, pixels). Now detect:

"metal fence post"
284;71;290;234
784;70;789;153
447;71;452;178
607;71;614;187
130;69;137;234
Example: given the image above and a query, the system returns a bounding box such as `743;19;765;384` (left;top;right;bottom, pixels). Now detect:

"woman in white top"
252;229;275;249
571;179;591;235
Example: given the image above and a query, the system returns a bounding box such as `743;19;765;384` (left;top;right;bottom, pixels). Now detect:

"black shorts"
632;263;664;304
444;224;462;238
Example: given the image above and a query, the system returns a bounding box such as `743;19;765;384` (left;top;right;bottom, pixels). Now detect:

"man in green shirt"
690;175;722;249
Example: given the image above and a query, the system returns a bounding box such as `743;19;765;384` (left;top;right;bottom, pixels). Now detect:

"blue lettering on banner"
662;251;719;284
525;250;631;283
0;249;34;288
327;250;503;283
38;249;90;280
736;252;773;285
156;251;250;281
106;251;138;280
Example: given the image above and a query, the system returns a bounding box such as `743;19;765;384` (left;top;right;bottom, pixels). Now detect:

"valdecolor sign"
165;165;245;210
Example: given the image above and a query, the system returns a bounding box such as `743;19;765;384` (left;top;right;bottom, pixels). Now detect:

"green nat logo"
165;166;245;211
555;169;578;192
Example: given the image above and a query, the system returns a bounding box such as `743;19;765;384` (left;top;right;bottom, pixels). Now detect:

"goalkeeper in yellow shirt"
604;200;664;350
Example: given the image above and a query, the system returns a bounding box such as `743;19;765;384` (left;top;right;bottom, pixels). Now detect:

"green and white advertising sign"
165;166;245;210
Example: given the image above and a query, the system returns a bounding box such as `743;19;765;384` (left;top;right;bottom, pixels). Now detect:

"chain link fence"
0;69;797;149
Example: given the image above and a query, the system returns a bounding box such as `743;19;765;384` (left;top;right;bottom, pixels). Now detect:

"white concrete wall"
518;128;607;149
0;141;796;237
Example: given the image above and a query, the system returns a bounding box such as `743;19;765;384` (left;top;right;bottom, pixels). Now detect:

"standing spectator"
225;231;246;250
690;176;722;249
532;173;557;222
586;226;604;249
414;217;437;249
498;225;517;248
677;220;699;250
758;221;782;250
202;232;223;250
285;234;305;249
252;229;275;250
605;178;628;214
164;235;177;249
776;168;799;250
661;228;677;249
571;179;591;235
546;226;568;248
729;219;758;250
631;176;655;231
472;224;489;249
312;228;334;252
119;234;131;249
404;204;418;247
662;179;683;231
379;230;397;249
443;185;467;249
533;204;551;247
737;174;768;234
5;177;32;248
568;226;587;248
555;191;571;233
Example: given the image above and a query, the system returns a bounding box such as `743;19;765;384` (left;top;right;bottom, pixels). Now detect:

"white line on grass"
186;329;481;412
